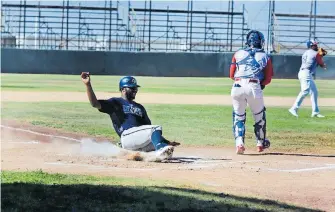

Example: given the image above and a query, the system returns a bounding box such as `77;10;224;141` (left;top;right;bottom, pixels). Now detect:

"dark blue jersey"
98;97;151;137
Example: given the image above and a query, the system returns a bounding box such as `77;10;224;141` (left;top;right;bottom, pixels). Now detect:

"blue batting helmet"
306;40;318;48
246;30;265;49
119;76;140;91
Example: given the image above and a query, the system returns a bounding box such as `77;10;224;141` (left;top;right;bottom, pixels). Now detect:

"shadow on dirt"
1;183;322;212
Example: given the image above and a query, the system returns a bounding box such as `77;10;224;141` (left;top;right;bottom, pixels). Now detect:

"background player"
81;72;180;160
229;30;274;154
288;40;327;118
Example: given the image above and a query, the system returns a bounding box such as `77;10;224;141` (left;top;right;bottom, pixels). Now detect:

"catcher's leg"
247;82;270;152
252;107;269;152
233;111;246;146
231;83;247;154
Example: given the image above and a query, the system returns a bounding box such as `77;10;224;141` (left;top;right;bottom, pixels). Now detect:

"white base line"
171;160;264;170
1;125;81;143
263;166;335;173
6;141;40;144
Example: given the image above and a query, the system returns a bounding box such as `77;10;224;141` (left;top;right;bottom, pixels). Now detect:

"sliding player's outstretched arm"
81;72;101;109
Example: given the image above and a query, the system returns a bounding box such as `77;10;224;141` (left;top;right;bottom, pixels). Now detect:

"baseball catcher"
81;73;180;160
229;30;274;154
288;40;327;118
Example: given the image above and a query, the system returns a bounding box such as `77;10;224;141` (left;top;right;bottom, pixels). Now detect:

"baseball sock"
151;130;168;150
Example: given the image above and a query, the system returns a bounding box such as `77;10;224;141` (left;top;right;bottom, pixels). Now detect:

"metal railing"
1;0;249;52
268;0;335;55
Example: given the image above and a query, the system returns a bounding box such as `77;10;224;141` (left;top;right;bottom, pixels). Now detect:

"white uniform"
121;125;160;152
290;49;321;115
230;48;271;147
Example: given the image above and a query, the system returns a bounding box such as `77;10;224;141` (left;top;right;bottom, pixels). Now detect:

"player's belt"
235;78;259;83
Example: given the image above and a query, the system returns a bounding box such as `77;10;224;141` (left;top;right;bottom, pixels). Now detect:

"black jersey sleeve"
141;105;152;125
98;99;123;116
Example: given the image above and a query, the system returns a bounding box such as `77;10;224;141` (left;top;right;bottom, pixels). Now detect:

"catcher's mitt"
318;47;327;57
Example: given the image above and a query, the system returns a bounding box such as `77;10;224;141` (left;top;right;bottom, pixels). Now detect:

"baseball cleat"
257;139;270;153
263;139;271;148
311;113;325;118
257;141;264;152
257;138;271;152
288;108;298;117
236;145;245;154
155;145;174;160
257;146;264;153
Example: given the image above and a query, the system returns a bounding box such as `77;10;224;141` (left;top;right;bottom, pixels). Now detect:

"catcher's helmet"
306;40;318;48
246;30;265;49
119;76;140;91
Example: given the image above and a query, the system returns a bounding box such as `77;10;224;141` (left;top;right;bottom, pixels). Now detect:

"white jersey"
233;48;270;80
300;49;319;75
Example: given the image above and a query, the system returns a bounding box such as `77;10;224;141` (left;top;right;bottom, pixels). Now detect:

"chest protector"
233;48;269;81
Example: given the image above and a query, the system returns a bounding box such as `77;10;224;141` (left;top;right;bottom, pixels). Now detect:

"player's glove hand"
261;85;265;90
318;47;327;57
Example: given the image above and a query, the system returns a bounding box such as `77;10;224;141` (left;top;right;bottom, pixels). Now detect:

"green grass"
1;170;321;212
2;102;335;152
1;73;335;97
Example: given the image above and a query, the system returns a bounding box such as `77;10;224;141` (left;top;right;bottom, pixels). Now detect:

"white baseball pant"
231;78;266;147
291;69;320;114
120;125;161;152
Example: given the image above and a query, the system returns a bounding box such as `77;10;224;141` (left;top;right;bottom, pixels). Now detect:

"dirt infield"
2;91;335;106
2;91;335;211
1;120;335;211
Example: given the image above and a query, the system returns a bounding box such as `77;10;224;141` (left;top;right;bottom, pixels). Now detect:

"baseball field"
1;73;335;211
